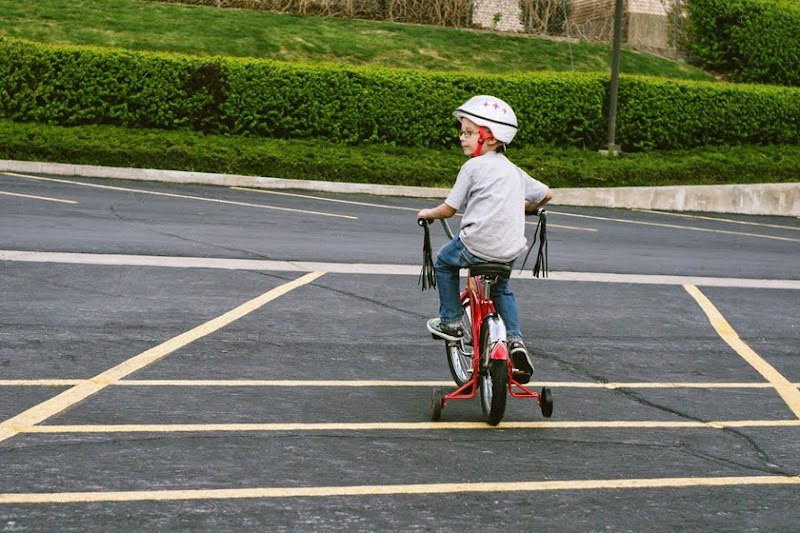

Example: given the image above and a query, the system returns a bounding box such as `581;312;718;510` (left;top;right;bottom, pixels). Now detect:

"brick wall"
472;0;525;32
471;0;672;51
629;0;668;16
569;0;615;25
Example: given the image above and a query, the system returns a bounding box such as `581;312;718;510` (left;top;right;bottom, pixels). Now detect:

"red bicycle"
418;217;553;426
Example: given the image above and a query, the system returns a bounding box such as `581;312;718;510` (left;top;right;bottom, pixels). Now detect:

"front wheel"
480;359;508;426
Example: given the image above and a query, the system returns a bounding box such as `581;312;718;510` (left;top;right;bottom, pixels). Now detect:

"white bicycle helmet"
453;95;518;144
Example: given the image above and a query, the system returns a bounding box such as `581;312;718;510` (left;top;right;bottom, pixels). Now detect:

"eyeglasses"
458;130;480;139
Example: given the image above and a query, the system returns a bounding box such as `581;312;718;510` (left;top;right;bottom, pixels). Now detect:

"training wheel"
431;388;444;421
540;386;553;418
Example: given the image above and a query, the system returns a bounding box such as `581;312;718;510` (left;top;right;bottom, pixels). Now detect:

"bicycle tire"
540;386;554;418
431;388;444;421
477;317;508;425
445;301;473;387
445;341;473;387
480;359;508;426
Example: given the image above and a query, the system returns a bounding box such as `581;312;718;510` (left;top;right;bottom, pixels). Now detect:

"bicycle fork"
473;275;509;366
480;315;508;366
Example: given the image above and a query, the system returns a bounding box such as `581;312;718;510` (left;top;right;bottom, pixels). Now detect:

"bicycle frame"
423;217;552;423
439;267;542;411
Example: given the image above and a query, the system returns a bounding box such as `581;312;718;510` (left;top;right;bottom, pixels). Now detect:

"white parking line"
0;190;77;204
2;172;357;219
633;209;800;231
550;210;800;242
231;186;598;232
2;250;798;289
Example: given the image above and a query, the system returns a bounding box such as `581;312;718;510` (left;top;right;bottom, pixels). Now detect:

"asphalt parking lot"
1;171;798;532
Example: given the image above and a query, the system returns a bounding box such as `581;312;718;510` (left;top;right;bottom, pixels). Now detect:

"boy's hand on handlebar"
418;203;457;223
524;200;545;217
525;190;553;216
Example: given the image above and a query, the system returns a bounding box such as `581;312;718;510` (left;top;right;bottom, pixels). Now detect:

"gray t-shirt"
445;151;549;263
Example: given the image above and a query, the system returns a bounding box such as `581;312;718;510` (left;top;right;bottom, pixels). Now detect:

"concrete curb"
554;183;799;217
2;159;798;216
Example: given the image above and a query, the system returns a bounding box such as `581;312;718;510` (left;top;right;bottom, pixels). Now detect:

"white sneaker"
509;339;534;383
427;318;464;341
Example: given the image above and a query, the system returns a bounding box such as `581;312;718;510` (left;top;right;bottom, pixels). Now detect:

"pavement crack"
680;445;791;476
308;280;430;320
108;204;276;260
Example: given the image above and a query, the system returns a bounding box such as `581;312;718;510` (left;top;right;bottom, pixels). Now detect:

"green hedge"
689;0;800;87
616;76;800;150
219;59;608;148
1;36;799;152
0;38;226;130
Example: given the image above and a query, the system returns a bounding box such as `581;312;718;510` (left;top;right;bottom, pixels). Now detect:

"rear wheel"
480;359;508;426
445;341;473;387
445;301;473;387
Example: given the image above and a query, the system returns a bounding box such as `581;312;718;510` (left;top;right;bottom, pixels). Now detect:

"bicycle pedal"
512;368;532;384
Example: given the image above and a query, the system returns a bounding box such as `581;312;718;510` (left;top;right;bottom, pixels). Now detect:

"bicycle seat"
469;262;512;279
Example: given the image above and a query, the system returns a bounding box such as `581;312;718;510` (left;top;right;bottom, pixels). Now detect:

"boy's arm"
417;202;457;222
525;189;553;215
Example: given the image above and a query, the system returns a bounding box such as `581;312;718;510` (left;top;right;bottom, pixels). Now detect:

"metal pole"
606;0;624;155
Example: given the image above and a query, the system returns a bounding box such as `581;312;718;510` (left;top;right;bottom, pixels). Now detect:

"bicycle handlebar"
418;209;547;283
419;209;545;239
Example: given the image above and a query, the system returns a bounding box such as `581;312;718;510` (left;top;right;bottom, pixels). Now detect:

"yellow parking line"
0;272;326;444
2;173;356;220
0;190;77;204
1;475;797;504
13;419;800;434
685;284;800;419
2;379;798;388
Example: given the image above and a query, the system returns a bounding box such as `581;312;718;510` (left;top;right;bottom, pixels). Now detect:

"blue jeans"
434;236;522;339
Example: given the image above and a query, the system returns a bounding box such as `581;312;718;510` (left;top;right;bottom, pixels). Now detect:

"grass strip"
1;120;798;190
0;0;712;80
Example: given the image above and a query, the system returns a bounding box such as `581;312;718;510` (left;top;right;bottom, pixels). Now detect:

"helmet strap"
473;126;493;158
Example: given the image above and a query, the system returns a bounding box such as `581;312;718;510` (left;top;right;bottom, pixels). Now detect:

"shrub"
1;36;798;152
219;60;607;149
616;76;800;150
0;37;226;130
688;0;800;87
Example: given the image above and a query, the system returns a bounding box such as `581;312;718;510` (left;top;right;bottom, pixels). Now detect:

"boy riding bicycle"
416;95;552;383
